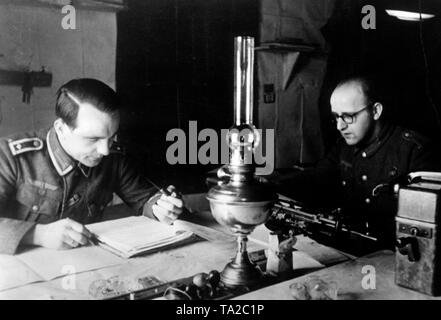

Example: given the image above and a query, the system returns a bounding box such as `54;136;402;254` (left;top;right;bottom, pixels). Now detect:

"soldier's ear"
372;102;383;121
54;119;66;136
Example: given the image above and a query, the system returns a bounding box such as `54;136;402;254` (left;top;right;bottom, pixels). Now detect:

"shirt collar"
47;127;92;178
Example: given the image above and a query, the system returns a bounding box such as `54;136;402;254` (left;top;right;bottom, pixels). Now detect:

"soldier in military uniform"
0;78;184;255
273;75;440;253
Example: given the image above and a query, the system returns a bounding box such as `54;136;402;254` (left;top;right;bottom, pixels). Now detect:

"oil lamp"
206;36;277;287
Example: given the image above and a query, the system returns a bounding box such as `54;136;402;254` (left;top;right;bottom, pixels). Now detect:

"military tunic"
0;127;157;254
276;124;440;249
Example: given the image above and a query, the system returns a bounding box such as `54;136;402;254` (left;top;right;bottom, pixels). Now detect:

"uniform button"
33;141;39;147
361;175;368;181
404;132;410;138
16;144;22;150
32;205;39;211
342;180;346;186
362;152;367;158
365;198;371;204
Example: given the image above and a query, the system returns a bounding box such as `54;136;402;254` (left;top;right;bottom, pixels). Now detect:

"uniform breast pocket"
85;190;114;223
16;183;61;223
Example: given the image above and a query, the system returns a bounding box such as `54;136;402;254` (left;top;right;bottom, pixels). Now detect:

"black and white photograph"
1;0;441;306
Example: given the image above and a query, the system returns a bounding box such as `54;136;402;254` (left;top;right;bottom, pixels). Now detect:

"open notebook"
86;216;198;258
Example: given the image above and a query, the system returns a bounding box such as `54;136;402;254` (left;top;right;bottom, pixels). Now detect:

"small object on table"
266;232;296;275
289;276;338;300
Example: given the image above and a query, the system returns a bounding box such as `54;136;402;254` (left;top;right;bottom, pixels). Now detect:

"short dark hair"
335;74;383;105
55;78;121;128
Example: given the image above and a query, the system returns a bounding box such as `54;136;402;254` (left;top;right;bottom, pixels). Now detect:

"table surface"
233;250;441;300
1;196;439;300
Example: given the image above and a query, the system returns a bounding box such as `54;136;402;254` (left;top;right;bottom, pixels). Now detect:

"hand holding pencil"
151;185;184;225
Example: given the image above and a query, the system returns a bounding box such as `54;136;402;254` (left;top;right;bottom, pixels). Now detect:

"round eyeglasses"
331;103;374;125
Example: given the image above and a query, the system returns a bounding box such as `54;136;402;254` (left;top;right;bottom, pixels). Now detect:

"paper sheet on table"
0;255;43;291
292;250;325;270
248;224;272;247
174;220;235;243
17;246;124;281
293;235;352;265
0;281;91;300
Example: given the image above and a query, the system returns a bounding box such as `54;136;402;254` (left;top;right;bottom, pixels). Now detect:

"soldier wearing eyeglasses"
273;75;440;254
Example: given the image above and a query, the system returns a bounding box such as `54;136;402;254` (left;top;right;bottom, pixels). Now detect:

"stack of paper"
87;216;197;258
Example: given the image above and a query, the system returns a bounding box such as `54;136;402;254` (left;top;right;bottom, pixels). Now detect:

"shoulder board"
8;137;44;156
110;142;126;155
402;131;423;148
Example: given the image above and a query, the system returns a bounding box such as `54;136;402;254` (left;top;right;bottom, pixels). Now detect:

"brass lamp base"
220;235;263;288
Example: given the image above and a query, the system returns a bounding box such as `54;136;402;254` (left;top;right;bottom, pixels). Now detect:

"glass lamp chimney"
229;36;258;168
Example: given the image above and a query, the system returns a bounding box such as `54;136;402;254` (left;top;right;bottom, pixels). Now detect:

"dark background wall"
320;0;441;151
116;0;258;192
115;0;441;191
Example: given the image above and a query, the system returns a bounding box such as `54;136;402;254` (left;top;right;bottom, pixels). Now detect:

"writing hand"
27;218;93;250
